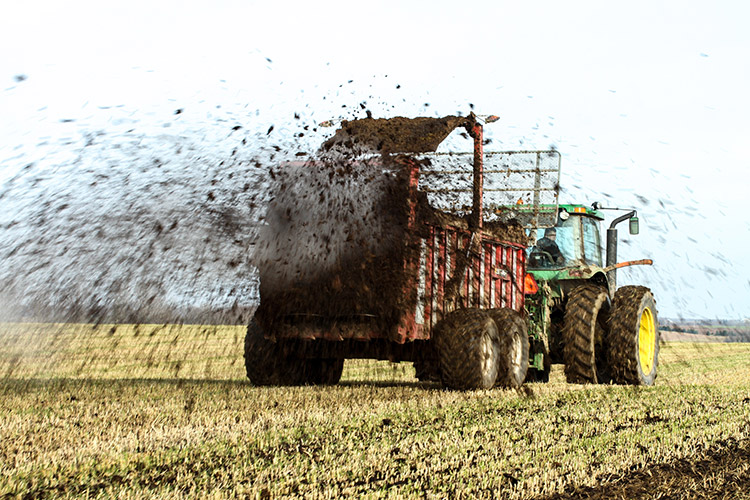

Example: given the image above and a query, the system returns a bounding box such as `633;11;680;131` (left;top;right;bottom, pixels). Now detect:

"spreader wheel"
608;286;659;386
413;354;441;382
305;358;344;385
434;308;501;390
562;284;612;384
489;308;529;388
244;319;305;386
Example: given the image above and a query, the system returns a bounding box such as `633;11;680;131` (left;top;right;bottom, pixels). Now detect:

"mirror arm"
609;210;636;230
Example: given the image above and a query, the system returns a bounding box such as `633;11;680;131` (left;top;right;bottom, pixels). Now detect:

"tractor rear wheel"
489;308;529;388
244;319;305;386
608;286;659;386
434;308;501;390
305;358;344;385
562;284;611;384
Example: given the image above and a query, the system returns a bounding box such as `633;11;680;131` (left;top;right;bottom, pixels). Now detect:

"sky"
1;0;749;320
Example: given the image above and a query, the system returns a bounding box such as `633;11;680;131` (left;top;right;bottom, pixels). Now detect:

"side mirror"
629;216;640;235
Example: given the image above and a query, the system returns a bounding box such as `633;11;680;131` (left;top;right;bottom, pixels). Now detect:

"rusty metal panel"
411;225;526;339
293;221;528;343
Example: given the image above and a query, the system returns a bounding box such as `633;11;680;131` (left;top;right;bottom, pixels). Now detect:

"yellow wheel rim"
638;307;656;374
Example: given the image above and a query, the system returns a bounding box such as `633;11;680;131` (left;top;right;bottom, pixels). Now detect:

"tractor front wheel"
608;286;659;386
489;308;529;388
562;284;611;384
434;308;501;390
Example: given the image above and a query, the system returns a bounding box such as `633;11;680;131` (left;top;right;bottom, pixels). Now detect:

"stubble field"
1;323;749;499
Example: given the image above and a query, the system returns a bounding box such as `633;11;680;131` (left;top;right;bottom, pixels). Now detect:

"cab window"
582;217;603;266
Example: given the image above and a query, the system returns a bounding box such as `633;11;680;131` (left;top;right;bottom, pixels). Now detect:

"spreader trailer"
247;114;553;389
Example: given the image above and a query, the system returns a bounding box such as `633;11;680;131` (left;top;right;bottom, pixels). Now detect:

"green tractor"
519;203;659;386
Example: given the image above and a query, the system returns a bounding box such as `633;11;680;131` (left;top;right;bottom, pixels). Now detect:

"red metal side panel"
410;225;526;340
436;229;446;328
482;244;494;309
424;230;433;333
463;235;470;309
489;242;496;308
510;247;517;309
499;246;508;309
515;245;526;311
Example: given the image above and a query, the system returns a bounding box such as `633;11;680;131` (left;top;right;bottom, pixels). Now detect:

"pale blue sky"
2;0;749;319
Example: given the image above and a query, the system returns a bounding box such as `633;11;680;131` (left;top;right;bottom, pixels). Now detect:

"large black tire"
562;284;611;384
305;358;344;385
489;308;529;388
413;355;441;382
244;319;305;386
434;308;501;390
608;286;659;386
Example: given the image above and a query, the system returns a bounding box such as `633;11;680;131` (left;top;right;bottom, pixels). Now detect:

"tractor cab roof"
510;203;604;229
558;204;604;220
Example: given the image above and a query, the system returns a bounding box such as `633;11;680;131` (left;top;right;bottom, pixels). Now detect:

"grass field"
1;323;750;499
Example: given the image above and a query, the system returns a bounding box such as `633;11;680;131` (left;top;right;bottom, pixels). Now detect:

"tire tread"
609;285;659;385
434;309;500;390
562;284;609;384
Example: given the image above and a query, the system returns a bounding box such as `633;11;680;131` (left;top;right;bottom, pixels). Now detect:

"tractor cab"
527;204;604;270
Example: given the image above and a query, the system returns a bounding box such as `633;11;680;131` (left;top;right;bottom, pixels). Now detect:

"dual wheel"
562;284;659;386
433;308;529;390
244;320;344;386
245;309;528;390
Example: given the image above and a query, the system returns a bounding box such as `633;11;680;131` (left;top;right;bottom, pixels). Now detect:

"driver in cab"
534;227;564;266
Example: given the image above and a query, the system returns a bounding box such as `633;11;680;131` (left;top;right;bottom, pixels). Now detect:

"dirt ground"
538;437;750;500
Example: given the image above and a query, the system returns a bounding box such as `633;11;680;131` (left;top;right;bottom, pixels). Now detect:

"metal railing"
416;150;562;229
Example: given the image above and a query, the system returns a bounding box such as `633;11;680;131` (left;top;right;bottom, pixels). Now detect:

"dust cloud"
0;123;269;325
0;113;470;327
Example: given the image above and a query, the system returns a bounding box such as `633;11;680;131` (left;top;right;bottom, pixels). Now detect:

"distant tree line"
664;323;750;338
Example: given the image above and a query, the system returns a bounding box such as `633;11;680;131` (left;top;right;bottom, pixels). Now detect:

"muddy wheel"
244;319;305;386
413;355;440;382
562;284;611;384
489;308;529;388
608;286;659;386
434;308;500;390
305;358;344;385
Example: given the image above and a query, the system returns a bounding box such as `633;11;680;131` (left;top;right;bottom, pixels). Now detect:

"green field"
1;323;750;499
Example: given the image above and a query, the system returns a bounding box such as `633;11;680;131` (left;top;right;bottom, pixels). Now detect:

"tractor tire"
244;319;305;386
489;308;529;388
562;284;611;384
305;358;344;385
434;308;501;390
608;286;659;386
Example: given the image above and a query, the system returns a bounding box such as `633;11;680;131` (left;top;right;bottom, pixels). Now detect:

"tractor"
246;112;659;389
518;202;659;386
